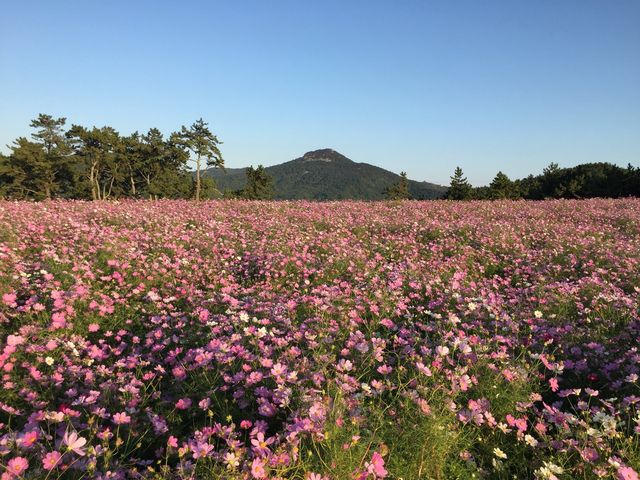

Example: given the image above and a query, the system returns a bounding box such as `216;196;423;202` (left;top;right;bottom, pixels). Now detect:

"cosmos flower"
5;457;28;477
42;451;62;470
62;430;87;456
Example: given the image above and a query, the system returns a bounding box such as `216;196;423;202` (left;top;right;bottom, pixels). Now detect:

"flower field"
1;199;639;479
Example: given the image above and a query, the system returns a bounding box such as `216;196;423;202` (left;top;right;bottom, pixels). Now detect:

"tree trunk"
90;163;96;200
107;176;115;199
130;166;136;197
195;154;201;201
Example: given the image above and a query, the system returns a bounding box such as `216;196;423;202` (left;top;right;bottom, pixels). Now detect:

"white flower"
534;310;543;318
535;462;564;479
524;434;538;447
45;356;54;366
493;447;507;459
224;451;240;469
435;345;450;356
256;327;268;338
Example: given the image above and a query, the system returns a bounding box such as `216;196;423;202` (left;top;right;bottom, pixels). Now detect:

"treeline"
0;114;228;201
2;114;637;201
0;114;277;201
446;163;640;200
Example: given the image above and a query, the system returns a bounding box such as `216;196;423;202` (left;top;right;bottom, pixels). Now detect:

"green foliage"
205;149;447;200
489;171;520;199
0;114;216;200
447;166;473;200
191;176;222;200
174;118;224;201
384;171;410;200
472;162;640;200
2;117;638;201
239;165;275;200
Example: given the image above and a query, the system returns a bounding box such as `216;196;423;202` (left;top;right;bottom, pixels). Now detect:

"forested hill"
204;149;447;200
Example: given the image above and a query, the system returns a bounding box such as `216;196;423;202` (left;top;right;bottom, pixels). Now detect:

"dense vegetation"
447;163;640;200
1;115;637;201
1;199;639;479
0;115;223;201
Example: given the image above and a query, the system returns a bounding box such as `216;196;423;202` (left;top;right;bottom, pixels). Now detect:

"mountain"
203;149;447;200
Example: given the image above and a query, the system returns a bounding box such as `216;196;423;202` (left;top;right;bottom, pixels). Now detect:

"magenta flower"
175;398;192;410
17;430;39;448
5;457;28;477
366;451;387;478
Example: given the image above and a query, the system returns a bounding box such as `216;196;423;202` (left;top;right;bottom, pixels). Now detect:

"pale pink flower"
618;466;639;480
62;430;87;456
251;458;267;478
112;412;131;424
6;335;24;346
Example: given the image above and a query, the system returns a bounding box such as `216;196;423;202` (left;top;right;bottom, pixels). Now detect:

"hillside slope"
204;149;446;200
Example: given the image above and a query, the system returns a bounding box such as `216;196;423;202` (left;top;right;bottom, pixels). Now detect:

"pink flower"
251;458;267;478
62;429;87;456
618;466;639;480
380;318;395;328
2;293;17;306
88;323;100;332
191;442;214;459
251;431;275;456
366;451;387;478
5;457;28;477
51;312;66;330
175;398;192;410
17;429;39;448
580;447;599;463
167;436;179;448
112;412;131;424
549;378;559;392
6;335;24;346
307;473;328;480
42;451;62;470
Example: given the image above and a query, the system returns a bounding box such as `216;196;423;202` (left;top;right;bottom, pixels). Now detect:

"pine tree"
447;167;472;200
241;165;275;200
175;119;223;201
489;171;519;199
2;114;73;199
384;172;410;200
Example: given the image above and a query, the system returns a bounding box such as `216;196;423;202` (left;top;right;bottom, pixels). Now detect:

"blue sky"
1;0;639;185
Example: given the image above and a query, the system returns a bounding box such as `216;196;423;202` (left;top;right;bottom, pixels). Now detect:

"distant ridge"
204;149;447;200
